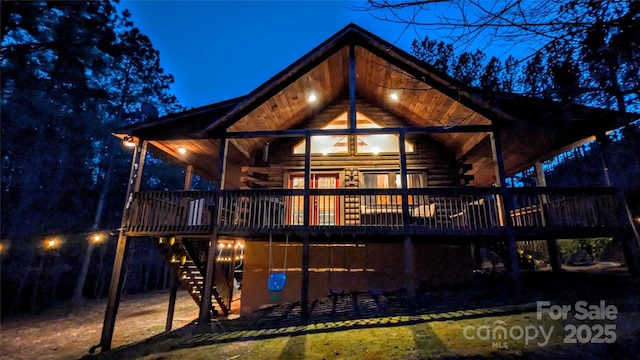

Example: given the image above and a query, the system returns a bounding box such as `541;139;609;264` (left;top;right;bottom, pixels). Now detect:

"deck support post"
199;231;219;323
166;165;194;331
199;136;228;324
96;140;147;353
533;160;561;272
403;235;416;299
165;268;179;332
616;191;640;277
489;132;520;281
596;133;640;276
301;234;310;318
399;130;415;298
301;131;311;318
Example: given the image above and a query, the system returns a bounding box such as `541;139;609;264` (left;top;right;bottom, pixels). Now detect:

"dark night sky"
118;1;432;109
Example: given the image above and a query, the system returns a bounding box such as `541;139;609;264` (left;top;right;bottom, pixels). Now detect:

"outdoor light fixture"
308;93;317;102
45;239;57;249
123;135;136;147
177;147;186;154
390;92;399;101
93;234;101;243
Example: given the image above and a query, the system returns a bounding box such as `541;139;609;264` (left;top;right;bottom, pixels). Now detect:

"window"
361;171;425;205
292;111;415;155
293;113;348;155
355;114;415;154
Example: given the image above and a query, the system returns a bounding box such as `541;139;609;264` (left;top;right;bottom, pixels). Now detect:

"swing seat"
268;273;287;292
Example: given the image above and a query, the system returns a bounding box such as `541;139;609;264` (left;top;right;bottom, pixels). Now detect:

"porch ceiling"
114;24;638;186
225;44;493;161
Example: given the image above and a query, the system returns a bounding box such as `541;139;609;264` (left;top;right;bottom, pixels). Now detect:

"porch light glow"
123;135;136;147
390;92;399;101
177;147;186;154
371;147;380;155
93;234;101;243
308;93;317;102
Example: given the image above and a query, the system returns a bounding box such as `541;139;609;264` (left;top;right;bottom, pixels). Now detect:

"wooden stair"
158;237;230;317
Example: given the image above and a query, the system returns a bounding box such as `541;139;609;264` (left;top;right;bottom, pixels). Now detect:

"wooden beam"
533;160;561;272
489;132;520;281
596;133;611;187
399;129;410;227
219;138;229;189
349;44;356;132
221;125;495;139
97;141;147;353
184;165;193;190
229;138;251;159
165;269;179;332
403;235;415;299
301;131;311;318
199;136;227;324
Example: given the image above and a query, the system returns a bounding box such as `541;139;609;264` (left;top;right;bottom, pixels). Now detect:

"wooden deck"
123;187;628;240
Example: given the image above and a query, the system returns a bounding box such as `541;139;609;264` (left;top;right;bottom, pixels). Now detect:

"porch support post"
399;130;414;298
301;131;311;318
489;132;520;281
596;133;611;187
184;164;193;190
199;136;227;324
399;129;410;227
534;160;561;272
96;140;147;353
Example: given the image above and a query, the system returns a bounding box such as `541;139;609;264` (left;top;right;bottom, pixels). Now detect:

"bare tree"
359;0;639;111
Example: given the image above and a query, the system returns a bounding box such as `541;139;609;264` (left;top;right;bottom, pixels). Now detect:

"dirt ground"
1;265;640;360
0;291;200;360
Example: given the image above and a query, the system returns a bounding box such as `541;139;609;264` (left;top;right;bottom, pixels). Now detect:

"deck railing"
126;190;216;234
124;187;626;236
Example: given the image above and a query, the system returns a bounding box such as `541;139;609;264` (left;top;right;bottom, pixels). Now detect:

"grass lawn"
82;266;640;360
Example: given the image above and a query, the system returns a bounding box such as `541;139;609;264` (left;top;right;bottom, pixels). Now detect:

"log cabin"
94;24;640;352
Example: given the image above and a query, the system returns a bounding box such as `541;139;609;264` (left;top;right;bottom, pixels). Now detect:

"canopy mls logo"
462;300;618;349
462;320;554;348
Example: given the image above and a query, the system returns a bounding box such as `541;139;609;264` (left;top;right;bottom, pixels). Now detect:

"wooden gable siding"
239;99;462;191
354;46;491;160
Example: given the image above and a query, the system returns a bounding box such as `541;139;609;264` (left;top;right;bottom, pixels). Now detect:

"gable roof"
114;23;638;185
